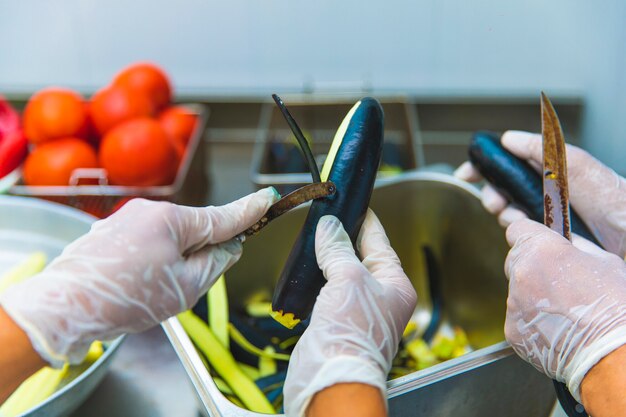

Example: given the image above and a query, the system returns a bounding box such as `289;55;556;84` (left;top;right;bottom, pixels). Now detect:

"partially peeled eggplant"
271;98;384;328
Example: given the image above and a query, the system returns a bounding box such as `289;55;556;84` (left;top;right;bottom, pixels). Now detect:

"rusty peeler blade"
244;181;336;237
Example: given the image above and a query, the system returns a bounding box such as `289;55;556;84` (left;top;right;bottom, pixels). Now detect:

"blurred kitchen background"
1;0;624;205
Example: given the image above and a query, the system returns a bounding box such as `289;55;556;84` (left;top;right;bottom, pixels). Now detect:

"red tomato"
23;137;98;186
23;88;88;144
90;85;156;136
113;62;172;111
158;106;198;147
99;118;178;186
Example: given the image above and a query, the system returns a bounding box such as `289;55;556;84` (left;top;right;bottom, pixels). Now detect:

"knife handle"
468;131;599;246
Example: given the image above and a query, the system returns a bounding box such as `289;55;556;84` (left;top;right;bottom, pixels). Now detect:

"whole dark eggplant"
468;131;598;245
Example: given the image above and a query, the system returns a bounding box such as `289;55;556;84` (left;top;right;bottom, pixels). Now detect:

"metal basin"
0;195;124;417
164;171;555;416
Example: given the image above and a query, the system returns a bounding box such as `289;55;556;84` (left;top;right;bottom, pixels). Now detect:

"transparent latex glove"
504;218;626;401
284;210;417;417
0;187;279;367
454;130;626;257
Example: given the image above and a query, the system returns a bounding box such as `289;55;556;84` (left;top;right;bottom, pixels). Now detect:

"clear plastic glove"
0;187;279;367
504;218;626;401
454;130;626;257
284;210;417;417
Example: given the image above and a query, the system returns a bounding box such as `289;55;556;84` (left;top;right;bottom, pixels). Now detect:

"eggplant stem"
272;94;321;183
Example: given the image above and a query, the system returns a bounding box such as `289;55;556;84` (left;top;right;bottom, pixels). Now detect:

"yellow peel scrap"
0;252;47;294
0;364;68;417
269;310;300;329
177;311;274;413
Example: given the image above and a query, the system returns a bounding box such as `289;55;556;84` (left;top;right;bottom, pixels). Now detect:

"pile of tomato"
5;62;198;187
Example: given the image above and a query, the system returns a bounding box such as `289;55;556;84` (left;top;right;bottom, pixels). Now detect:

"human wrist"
0;306;47;401
0;275;92;368
288;356;387;417
566;322;626;401
307;383;386;417
580;343;626;415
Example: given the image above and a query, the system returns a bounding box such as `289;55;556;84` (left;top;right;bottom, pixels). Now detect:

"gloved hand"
455;130;626;257
284;210;417;417
0;187;279;367
504;218;626;401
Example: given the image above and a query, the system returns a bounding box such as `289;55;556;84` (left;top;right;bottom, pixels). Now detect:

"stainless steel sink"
164;171;556;416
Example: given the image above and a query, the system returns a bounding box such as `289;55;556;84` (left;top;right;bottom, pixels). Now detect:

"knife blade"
541;92;587;417
243;181;336;237
541;92;572;241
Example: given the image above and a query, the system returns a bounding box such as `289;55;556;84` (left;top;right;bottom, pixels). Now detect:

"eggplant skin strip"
421;246;442;344
271;97;384;329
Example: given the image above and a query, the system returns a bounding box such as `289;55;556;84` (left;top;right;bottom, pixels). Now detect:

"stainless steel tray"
164;171;556;416
0;195;124;417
